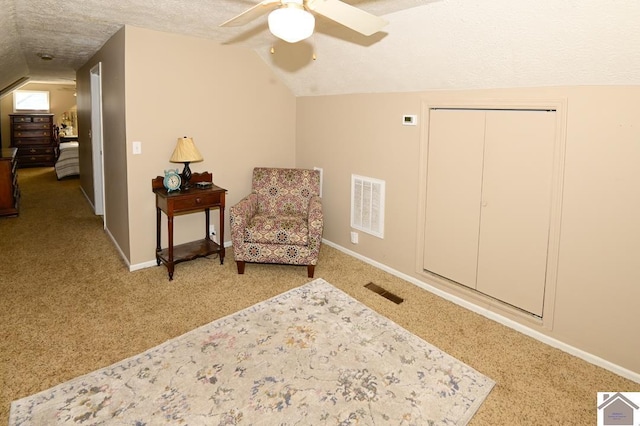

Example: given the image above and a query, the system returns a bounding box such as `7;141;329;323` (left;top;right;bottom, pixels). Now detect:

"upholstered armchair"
230;167;323;277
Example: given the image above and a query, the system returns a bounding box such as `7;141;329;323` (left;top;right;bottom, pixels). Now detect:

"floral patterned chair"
230;167;323;277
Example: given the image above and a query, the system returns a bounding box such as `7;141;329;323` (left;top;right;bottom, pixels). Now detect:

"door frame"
90;63;105;226
415;97;568;330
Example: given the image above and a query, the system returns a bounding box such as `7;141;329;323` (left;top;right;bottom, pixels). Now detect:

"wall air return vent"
351;174;385;238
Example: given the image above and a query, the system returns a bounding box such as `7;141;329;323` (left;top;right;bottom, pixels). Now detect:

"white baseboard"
104;226;131;269
322;239;640;384
130;259;157;271
80;186;94;210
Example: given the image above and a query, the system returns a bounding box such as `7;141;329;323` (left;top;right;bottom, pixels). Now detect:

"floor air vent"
364;282;404;304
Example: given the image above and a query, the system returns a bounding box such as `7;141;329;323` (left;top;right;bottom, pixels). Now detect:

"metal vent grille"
365;282;404;304
351;174;385;238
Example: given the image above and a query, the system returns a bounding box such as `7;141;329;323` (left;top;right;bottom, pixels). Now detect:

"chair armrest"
230;193;258;253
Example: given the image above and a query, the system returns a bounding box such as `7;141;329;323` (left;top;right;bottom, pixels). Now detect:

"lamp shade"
170;137;203;163
268;3;315;43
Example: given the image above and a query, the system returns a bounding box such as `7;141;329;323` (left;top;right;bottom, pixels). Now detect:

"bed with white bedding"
55;141;79;179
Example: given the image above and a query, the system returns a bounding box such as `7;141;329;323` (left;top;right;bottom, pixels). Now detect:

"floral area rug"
10;278;495;425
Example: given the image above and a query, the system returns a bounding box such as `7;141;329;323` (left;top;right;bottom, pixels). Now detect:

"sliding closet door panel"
424;109;485;287
476;110;556;316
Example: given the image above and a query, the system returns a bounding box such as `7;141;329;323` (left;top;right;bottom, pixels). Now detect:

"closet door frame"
415;97;567;331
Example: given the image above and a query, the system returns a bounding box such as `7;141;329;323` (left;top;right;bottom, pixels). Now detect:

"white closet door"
476;110;556;316
424;109;485;287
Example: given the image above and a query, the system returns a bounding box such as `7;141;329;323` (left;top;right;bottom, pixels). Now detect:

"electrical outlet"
350;231;359;244
209;225;218;244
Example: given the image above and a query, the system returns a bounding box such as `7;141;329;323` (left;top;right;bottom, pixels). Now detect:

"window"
13;90;50;112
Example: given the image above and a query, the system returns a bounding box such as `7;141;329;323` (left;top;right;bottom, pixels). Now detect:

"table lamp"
170;136;203;190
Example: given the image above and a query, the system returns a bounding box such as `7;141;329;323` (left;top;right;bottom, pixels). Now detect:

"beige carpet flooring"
1;168;639;425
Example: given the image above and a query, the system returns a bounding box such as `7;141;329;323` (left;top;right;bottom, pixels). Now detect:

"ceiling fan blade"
306;0;388;36
220;0;282;27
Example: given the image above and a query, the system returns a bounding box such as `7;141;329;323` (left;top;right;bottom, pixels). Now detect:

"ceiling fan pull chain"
312;32;317;60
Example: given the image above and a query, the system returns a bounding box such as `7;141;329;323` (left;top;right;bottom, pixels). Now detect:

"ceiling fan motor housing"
268;1;316;43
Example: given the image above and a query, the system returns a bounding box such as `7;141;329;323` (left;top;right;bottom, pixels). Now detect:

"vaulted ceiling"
2;0;640;97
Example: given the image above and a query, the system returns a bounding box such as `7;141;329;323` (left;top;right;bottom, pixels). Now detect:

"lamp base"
181;162;192;190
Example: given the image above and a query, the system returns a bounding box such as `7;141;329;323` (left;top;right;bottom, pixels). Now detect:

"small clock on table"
163;169;181;192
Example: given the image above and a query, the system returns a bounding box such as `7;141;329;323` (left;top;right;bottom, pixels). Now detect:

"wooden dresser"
0;148;19;217
10;113;58;168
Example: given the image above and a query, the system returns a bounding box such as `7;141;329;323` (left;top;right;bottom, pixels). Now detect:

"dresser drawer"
17;154;56;167
18;146;56;156
13;129;53;139
11;116;32;123
32;116;52;123
172;192;222;212
12;138;55;147
12;122;51;130
11;115;53;124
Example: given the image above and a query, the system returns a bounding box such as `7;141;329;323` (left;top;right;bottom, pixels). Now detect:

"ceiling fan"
220;0;389;43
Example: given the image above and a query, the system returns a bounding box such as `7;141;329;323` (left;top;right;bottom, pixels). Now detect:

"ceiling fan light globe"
268;6;315;43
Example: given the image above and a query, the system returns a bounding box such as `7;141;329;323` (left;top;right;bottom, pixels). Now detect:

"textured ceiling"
1;0;640;97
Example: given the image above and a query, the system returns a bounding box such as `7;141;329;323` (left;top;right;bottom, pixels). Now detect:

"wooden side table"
152;172;226;280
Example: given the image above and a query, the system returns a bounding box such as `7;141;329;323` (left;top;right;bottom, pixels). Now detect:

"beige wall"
0;82;76;149
296;87;640;376
89;26;296;266
77;26;129;257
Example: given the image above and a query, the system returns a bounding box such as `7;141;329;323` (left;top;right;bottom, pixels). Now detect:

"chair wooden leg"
307;265;315;278
236;261;245;274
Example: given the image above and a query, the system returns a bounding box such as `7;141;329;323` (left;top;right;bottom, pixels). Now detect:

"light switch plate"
132;141;142;155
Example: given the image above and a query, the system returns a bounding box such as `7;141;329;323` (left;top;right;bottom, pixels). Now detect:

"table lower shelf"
156;238;224;279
